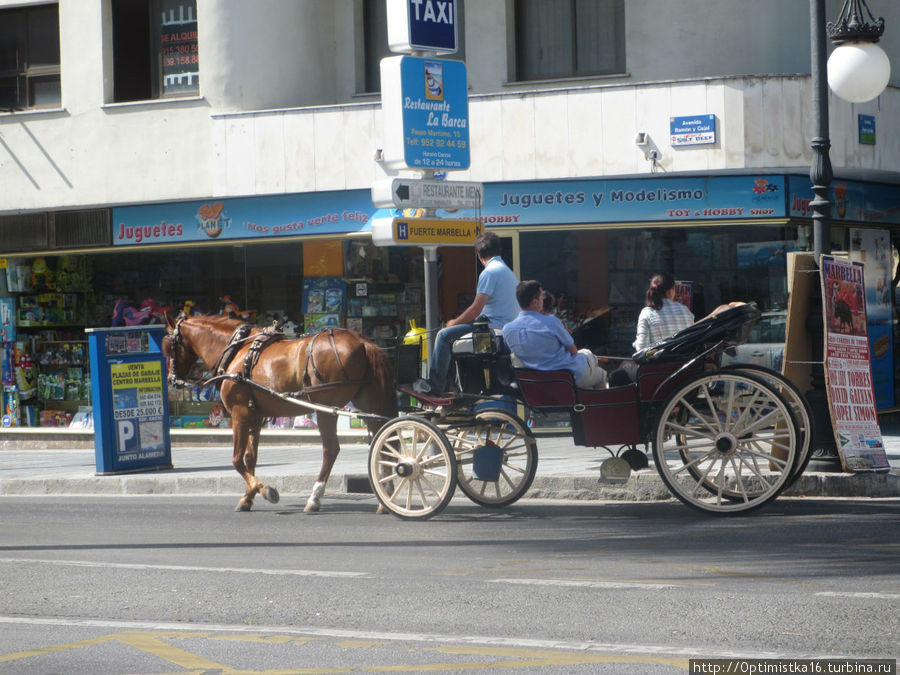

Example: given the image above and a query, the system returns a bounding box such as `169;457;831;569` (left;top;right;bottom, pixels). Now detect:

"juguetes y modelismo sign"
112;175;897;247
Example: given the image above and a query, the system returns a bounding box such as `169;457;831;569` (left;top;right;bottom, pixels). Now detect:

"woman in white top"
633;272;694;352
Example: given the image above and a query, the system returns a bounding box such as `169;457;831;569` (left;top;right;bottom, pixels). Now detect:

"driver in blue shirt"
503;280;608;389
413;231;519;395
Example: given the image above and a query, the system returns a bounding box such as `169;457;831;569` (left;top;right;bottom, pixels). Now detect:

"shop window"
520;226;795;358
0;3;61;111
362;0;465;94
513;0;624;81
111;0;198;103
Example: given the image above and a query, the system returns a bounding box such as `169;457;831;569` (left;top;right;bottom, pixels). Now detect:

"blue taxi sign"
387;0;458;54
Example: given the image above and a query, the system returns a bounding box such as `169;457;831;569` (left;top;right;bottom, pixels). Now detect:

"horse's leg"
231;410;278;511
305;412;339;512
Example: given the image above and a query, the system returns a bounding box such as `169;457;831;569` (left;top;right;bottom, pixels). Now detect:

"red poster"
820;256;889;472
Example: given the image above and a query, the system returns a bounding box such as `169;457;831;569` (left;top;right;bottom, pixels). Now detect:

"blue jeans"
427;322;474;391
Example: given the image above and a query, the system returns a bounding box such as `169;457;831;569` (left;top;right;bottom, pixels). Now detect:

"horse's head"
162;312;199;385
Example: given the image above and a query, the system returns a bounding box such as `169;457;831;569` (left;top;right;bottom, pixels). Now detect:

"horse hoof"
304;502;320;513
235;501;252;512
376;504;387;515
261;486;280;504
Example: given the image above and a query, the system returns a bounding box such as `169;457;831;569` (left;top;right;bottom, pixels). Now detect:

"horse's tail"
361;337;398;419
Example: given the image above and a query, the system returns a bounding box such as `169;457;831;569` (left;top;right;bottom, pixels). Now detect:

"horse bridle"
164;313;196;388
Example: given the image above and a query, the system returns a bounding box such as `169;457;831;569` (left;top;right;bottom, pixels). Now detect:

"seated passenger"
503;280;608;389
633;272;695;353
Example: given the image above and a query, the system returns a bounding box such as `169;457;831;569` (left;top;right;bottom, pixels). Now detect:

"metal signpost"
373;0;471;360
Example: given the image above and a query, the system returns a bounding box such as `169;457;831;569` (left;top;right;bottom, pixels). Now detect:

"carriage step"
344;475;374;494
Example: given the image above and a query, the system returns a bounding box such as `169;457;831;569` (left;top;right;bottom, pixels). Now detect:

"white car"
721;311;786;371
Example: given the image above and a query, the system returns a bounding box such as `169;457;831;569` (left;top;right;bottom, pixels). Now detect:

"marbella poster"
819;255;890;472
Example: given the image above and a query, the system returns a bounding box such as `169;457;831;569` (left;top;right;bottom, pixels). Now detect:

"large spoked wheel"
724;364;815;491
444;409;539;508
368;417;457;520
653;371;798;514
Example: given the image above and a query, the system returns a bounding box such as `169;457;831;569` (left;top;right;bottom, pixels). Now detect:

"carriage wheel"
445;409;539;508
724;364;815;490
653;371;798;514
368;416;457;520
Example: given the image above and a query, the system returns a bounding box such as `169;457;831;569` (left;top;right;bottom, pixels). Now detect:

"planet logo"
424;61;443;101
196;202;231;238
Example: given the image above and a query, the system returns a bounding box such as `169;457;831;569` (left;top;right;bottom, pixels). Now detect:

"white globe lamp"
828;41;891;102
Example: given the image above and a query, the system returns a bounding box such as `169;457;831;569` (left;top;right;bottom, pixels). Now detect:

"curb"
3;470;898;500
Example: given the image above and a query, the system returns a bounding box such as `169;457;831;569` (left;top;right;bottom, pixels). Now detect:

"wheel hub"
714;433;737;454
395;458;419;478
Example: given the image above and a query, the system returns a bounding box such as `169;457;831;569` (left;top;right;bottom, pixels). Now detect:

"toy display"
13;343;36;400
219;295;257;321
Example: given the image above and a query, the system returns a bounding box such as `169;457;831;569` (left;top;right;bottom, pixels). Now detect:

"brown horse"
162;313;397;512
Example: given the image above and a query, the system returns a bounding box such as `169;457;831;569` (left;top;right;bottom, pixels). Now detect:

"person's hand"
445;317;459;328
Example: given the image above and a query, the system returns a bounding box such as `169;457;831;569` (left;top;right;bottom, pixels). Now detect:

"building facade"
1;0;898;431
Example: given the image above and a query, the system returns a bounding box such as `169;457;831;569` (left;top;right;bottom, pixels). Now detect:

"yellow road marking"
0;628;692;673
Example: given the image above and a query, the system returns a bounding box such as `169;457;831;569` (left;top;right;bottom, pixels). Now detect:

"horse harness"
168;316;367;412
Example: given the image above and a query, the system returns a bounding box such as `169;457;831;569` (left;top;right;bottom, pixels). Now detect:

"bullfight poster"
820;255;890;472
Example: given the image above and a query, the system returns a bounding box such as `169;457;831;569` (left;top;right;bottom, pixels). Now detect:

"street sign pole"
375;0;468;368
423;245;439;360
422;170;439;360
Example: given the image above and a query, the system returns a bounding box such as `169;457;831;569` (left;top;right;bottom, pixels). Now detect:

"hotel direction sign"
372;216;482;247
372;177;483;210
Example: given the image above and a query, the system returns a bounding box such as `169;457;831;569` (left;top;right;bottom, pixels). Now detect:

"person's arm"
566;343;577;355
446;293;489;327
633;310;650;351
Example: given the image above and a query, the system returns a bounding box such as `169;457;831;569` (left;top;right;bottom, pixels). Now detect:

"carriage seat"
513;368;578;411
513;366;642;447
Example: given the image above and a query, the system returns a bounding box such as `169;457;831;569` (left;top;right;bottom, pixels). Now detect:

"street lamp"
810;0;890;262
828;0;891;103
807;0;889;462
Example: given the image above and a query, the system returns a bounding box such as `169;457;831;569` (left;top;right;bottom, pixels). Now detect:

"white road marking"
814;591;900;600
0;557;367;578
488;577;681;589
0;615;861;662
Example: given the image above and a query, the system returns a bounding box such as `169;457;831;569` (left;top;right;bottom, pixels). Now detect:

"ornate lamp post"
807;0;889;462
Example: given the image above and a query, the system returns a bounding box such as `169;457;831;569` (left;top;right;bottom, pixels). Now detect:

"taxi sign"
387;0;458;54
372;216;482;247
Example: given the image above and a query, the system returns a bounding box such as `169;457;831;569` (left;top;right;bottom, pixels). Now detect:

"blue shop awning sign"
670;114;717;146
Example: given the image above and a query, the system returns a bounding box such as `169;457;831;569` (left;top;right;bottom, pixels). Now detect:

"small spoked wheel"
368;416;457;520
444;409;538;508
653;371;798;514
723;364;815;492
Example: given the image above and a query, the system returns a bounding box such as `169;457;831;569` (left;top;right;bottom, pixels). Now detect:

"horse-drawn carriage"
163;303;812;518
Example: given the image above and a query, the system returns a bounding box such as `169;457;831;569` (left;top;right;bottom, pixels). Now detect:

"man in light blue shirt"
413;232;519;394
503;280;608;389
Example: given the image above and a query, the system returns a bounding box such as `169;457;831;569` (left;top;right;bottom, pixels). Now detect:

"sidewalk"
1;426;898;501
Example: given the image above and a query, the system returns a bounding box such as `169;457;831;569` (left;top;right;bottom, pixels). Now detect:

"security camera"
634;132;650;149
646;149;661;161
